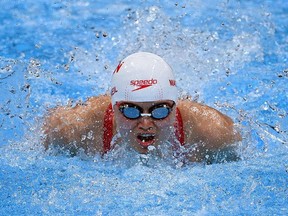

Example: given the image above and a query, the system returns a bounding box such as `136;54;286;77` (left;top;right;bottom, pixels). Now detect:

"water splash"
0;0;287;215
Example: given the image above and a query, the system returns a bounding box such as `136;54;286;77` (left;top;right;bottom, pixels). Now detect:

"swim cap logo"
130;79;158;91
113;61;124;74
110;86;118;96
169;79;176;86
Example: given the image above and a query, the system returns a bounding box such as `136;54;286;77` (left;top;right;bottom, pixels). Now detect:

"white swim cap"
110;52;178;105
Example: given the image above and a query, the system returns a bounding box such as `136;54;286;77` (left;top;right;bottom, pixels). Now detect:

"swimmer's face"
113;100;176;154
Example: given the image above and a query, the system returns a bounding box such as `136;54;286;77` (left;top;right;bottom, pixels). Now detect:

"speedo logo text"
130;79;158;91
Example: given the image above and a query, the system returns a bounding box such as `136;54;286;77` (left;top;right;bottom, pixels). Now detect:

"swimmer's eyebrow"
117;102;139;107
117;101;175;109
153;101;175;107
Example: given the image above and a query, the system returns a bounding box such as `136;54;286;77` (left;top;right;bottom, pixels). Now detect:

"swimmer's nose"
139;126;154;131
138;117;155;131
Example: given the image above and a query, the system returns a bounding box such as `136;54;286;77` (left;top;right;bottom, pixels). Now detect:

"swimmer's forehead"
117;100;175;106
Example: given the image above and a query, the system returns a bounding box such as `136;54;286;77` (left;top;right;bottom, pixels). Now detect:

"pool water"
0;0;287;215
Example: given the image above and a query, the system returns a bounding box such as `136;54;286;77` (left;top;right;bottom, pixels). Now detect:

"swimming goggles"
118;102;175;120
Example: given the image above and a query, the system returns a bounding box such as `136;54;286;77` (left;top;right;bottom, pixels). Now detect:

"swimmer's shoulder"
176;99;205;119
44;94;112;132
77;94;112;122
85;94;112;110
177;99;230;119
176;99;203;145
176;99;240;147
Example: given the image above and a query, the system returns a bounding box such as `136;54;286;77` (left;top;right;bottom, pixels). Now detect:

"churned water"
0;0;287;215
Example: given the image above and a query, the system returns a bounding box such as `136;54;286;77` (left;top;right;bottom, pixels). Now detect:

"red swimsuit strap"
102;103;114;153
102;104;185;153
174;107;185;145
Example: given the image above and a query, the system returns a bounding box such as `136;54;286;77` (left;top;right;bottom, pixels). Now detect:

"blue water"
0;0;287;215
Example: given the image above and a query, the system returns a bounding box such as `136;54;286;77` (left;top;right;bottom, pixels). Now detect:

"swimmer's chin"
134;143;158;155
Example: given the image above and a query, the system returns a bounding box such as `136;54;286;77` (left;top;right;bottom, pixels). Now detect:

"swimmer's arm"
42;95;111;154
178;100;241;152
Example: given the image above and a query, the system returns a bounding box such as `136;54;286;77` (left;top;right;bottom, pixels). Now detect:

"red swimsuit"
102;104;185;153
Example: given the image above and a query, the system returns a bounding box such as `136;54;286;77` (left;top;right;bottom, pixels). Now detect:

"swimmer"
43;52;241;162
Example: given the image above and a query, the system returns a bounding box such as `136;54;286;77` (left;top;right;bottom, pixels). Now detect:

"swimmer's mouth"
137;133;156;147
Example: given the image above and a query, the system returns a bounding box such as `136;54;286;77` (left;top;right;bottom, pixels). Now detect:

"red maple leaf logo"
113;61;124;74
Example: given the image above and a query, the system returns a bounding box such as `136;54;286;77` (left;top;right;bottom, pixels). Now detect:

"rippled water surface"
0;0;287;215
